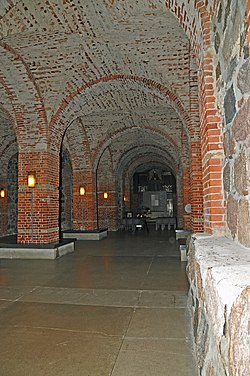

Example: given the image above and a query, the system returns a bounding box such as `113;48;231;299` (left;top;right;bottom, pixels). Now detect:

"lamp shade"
0;189;5;198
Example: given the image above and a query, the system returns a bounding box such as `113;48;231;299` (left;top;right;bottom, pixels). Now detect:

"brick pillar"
73;169;97;230
199;52;225;234
190;141;204;232
98;183;117;230
17;152;59;244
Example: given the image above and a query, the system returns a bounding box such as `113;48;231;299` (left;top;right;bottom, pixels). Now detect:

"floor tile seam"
0;324;124;338
122;335;192;341
109;306;137;376
12;287;189;297
0;287;39;306
12;286;189;294
12;299;188;309
140;256;155;290
117;348;194;358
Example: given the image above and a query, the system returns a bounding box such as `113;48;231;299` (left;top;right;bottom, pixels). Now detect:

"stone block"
234;149;248;196
187;234;250;376
229;287;250;376
223;129;235;157
224;85;236;125
227;195;238;238
237;59;250;94
232;97;250;141
238;199;250;247
223;161;231;193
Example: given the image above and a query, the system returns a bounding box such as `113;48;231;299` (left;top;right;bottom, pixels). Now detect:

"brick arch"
0;42;48;149
116;144;178;178
92;126;181;173
166;0;225;234
62;117;92;171
165;0;212;57
0;106;17;155
48;75;195;153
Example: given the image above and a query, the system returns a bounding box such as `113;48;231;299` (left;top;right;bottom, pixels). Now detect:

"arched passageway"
0;2;249;375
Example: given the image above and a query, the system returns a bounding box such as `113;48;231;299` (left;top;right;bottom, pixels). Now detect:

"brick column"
190;141;204;232
199;52;225;234
73;169;97;230
17;152;59;244
98;182;117;230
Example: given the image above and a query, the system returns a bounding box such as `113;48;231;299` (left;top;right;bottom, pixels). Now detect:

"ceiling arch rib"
0;42;48;150
116;147;178;184
49;76;192;154
62;118;92;171
92;125;181;173
0;2;192;122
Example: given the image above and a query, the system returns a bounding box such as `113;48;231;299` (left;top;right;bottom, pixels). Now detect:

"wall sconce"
103;192;108;199
79;186;86;196
0;188;5;198
123;195;128;202
28;172;36;188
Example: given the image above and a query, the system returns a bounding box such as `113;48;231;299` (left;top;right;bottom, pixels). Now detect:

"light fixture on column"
27;172;36;188
27;172;36;242
103;192;109;228
79;186;86;230
0;188;5;198
79;186;86;196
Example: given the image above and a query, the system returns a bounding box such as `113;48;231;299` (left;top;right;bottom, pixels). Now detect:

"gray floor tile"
0;230;197;375
138;290;188;308
0;326;122;376
127;307;189;339
0;301;133;336
111;338;196;376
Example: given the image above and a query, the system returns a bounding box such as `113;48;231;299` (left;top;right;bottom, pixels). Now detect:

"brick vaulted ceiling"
0;0;193;177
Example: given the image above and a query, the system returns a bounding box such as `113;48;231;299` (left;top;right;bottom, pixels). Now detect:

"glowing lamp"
103;192;108;199
27;172;36;188
0;188;5;198
79;186;86;196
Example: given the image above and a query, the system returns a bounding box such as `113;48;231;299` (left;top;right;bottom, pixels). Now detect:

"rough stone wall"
187;234;250;376
212;0;250;247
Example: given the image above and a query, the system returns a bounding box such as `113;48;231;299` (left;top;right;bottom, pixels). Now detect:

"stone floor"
0;227;197;376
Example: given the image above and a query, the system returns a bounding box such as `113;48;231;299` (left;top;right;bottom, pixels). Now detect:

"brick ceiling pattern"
0;0;194;176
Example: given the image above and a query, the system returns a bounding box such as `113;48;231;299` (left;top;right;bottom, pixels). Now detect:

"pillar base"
63;228;108;240
0;237;75;259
